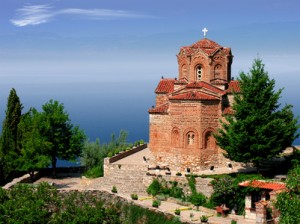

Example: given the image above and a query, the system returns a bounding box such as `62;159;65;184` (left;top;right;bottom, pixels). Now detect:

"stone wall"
143;175;214;198
58;189;190;224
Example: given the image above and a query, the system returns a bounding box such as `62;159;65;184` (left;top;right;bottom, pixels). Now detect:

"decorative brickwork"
149;37;239;172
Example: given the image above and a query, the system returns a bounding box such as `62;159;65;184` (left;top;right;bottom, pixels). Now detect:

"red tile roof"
170;91;220;101
223;106;234;115
186;81;225;94
180;38;231;56
148;103;169;114
155;79;175;93
239;180;286;191
227;80;240;93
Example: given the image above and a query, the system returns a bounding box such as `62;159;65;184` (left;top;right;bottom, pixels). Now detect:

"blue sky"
0;0;300;143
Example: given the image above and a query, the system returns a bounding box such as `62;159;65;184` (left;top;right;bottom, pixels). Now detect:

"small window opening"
196;65;202;80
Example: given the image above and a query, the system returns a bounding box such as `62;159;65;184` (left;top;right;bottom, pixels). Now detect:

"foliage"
152;199;161;208
186;175;206;206
0;183;60;223
215;59;299;168
39;100;86;177
275;166;300;223
200;215;208;222
84;166;103;178
81;130;131;177
189;192;206;207
112;185;118;193
123;203;181;224
174;208;181;215
52;191;121;224
206;173;264;215
17;108;51;181
147;179;162;196
131;193;138;200
0;88;23;183
231;220;237;224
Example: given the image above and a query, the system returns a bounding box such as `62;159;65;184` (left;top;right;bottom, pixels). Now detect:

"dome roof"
179;38;231;56
190;38;221;49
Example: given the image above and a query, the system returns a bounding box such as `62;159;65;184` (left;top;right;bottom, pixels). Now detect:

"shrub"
231;220;237;224
111;186;118;193
174;208;181;215
147;179;162;196
200;215;208;222
84;166;103;178
152;199;161;208
131;194;138;200
189;192;206;207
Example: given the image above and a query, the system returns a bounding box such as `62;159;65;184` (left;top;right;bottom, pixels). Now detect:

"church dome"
190;38;221;49
179;38;230;56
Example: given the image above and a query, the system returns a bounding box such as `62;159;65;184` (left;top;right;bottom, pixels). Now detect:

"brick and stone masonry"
149;37;240;172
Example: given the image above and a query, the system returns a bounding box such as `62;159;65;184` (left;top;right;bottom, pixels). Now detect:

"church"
148;30;240;172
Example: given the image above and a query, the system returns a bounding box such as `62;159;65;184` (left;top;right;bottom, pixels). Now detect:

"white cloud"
10;4;150;27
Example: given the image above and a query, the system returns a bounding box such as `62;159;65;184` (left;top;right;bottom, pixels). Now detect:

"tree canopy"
215;59;299;168
0;88;23;183
17;108;51;181
39;100;86;177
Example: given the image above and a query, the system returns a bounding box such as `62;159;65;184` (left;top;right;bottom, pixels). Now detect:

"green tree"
17;108;51;182
0;88;23;183
275;166;300;223
40;100;86;177
215;59;299;169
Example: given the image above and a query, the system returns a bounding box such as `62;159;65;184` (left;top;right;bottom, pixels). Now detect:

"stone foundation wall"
143;175;214;198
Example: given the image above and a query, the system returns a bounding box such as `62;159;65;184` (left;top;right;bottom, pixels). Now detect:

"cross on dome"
202;27;208;38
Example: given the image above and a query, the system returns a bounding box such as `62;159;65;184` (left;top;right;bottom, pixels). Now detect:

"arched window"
171;129;180;147
214;64;222;79
186;131;195;146
188;133;195;145
196;65;202;81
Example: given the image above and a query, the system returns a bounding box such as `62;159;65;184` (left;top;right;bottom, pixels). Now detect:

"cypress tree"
0;88;23;183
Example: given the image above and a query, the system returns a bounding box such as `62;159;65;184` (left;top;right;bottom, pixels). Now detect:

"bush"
152;199;161;208
200;215;208;222
131;194;138;200
174;208;181;215
111;186;118;193
231;220;237;224
189;192;206;207
84;166;103;178
147;179;162;196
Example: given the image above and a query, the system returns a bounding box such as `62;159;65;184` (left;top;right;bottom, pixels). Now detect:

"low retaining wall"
58;189;190;224
108;144;148;164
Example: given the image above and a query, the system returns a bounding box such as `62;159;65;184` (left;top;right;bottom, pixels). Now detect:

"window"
196;65;202;80
187;132;195;145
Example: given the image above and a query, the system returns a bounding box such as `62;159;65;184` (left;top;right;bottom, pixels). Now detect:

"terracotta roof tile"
180;38;231;57
239;180;286;191
186;81;225;94
148;103;169;114
227;80;240;93
170;91;220;101
155;79;175;93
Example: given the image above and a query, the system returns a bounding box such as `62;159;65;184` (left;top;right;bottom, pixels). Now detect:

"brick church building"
148;33;240;172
